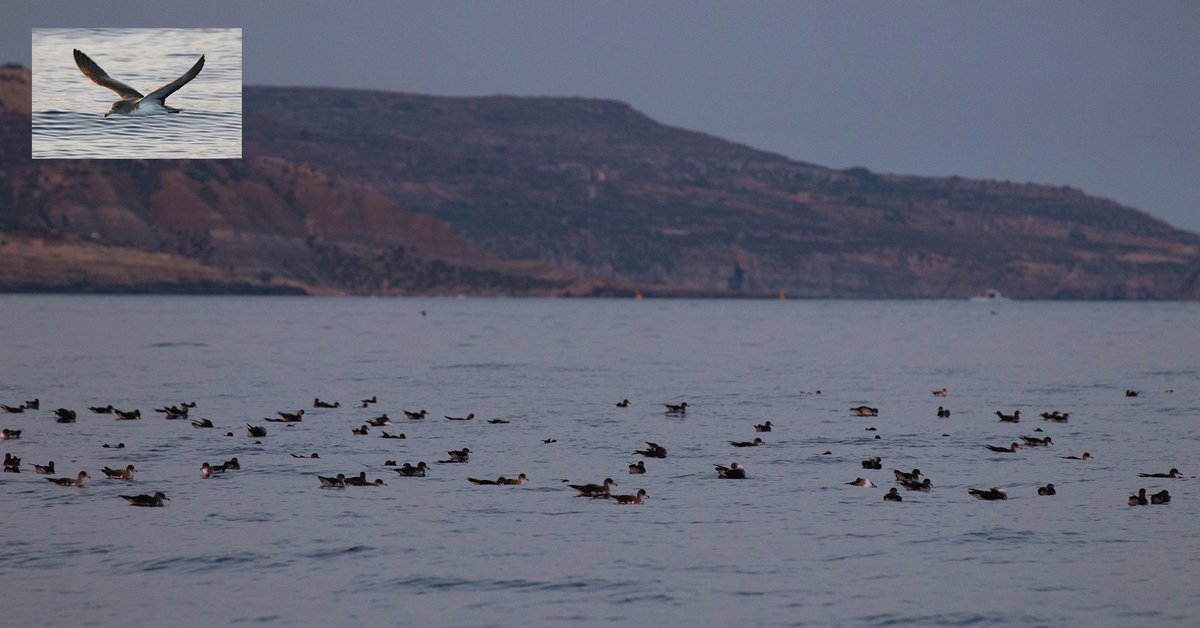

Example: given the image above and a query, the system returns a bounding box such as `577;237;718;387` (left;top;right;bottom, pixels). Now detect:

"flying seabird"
74;49;205;117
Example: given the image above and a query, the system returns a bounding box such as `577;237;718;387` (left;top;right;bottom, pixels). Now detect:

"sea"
1;296;1197;626
31;28;241;159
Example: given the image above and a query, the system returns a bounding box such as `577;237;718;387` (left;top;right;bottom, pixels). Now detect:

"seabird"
393;462;428;477
266;409;303;423
190;418;214;428
754;421;773;432
1063;452;1092;460
984;443;1021;453
900;478;933;492
380;431;406;439
1150;490;1171;505
246;424;267;437
291;452;320;459
937;406;951;418
884;488;903;502
24;398;40;409
634;442;667;458
995;410;1021;423
48;471;90;487
344;472;386;487
200;462;223;478
219;457;240;471
102;442;124;449
114;408;141;420
469;473;528;486
1041;411;1069;422
54;408;77;422
715;463;746;479
1138;468;1182;478
1019;435;1053;447
846;477;876;488
33;461;55;474
403;410;428;420
932;388;948;397
850;406;878;417
438;448;471;463
893;469;922;482
351;425;369;435
487;419;511;424
861;457;882;470
730;438;764;447
611;489;649;504
102;464;137;480
74;49;204;117
121;492;169;507
0;404;24;413
1128;488;1148;506
444;413;475;421
968;487;1007;501
1037;483;1056;496
616;399;630;408
318;474;347;488
361;396;378;405
88;405;114;414
1;428;22;440
664;402;688;415
569;478;617;496
313;398;340;408
628;461;646;474
154;405;188;418
366;414;391;426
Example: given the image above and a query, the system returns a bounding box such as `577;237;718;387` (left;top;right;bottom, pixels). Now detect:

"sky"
3;1;1197;232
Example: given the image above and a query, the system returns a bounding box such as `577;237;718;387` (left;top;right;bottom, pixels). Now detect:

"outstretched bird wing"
74;49;143;99
142;54;204;103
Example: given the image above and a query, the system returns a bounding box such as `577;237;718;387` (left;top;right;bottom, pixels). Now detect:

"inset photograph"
32;27;241;159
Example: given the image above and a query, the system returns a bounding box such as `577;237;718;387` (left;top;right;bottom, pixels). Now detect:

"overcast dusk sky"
3;1;1197;231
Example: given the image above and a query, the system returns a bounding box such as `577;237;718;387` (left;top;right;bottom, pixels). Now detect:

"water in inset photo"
31;28;241;159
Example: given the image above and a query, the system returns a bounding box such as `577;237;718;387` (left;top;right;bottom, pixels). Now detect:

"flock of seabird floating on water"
0;387;1185;508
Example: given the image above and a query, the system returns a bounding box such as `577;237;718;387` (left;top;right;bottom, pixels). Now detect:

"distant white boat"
969;289;1010;302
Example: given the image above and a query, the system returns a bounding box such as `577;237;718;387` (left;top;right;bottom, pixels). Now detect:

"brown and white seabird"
74;49;205;117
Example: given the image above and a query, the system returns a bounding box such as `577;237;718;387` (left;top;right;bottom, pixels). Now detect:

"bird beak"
104;112;110;118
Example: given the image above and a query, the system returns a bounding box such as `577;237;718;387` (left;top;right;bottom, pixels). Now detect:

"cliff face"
3;64;1198;298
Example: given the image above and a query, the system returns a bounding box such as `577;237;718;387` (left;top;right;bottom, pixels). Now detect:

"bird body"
49;471;89;487
121;492;169;507
102;464;137;480
968;487;1007;500
716;463;746;479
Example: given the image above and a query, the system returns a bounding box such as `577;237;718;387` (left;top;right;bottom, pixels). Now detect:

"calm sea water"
31;28;241;159
1;296;1197;626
